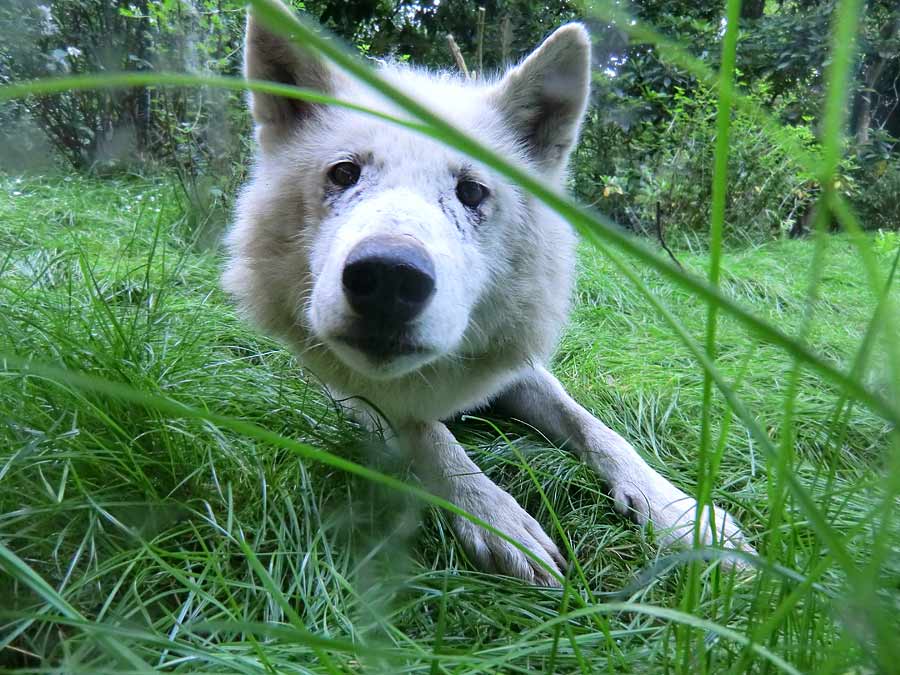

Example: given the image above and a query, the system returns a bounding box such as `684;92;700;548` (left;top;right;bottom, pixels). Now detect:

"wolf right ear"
491;24;591;175
244;6;334;128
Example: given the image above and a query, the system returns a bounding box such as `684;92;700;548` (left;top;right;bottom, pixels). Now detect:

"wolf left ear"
491;24;591;175
244;3;334;129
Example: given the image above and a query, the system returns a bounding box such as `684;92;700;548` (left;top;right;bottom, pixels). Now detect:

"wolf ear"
244;5;334;128
491;24;591;174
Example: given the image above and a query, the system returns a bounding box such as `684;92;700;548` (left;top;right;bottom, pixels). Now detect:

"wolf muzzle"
342;235;436;329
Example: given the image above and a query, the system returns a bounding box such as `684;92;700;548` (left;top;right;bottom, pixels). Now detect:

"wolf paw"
450;477;566;586
610;469;755;565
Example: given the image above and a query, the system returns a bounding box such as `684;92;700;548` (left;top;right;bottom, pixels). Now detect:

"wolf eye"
456;180;488;208
328;161;361;187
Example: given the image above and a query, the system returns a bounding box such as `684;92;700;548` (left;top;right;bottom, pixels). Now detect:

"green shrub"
572;84;862;247
854;145;900;232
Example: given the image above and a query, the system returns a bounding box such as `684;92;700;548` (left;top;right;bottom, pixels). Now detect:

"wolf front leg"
398;421;566;586
493;366;754;555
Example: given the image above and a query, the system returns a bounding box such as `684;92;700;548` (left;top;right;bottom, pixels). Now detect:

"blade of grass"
0;355;565;586
0;542;150;670
681;0;743;669
234;531;344;675
482;601;802;675
584;238;855;573
761;0;867;665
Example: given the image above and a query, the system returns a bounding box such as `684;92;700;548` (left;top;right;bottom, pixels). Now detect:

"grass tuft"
1;174;897;671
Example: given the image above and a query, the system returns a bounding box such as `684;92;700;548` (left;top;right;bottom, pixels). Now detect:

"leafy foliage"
0;0;154;169
2;0;899;240
573;84;862;246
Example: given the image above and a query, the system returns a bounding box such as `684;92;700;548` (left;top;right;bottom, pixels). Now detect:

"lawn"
1;172;898;672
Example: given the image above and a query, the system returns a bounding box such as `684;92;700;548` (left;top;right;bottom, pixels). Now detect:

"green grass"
3;0;899;670
1;172;897;673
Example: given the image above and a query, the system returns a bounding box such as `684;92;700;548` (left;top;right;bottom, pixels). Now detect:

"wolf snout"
342;235;436;326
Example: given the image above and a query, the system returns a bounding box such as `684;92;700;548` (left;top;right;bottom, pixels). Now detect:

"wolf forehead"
245;15;592;182
268;70;529;181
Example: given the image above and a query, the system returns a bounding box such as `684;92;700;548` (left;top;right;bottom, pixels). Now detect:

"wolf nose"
342;235;436;325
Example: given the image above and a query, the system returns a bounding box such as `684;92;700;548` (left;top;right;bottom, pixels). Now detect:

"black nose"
342;235;436;325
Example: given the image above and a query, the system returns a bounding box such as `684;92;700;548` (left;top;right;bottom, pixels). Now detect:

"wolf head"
224;9;591;417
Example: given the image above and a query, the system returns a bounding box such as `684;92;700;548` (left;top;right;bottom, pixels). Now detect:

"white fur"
223;8;752;585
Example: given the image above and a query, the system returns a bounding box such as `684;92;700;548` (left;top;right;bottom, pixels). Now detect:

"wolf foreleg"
494;366;754;557
399;421;566;586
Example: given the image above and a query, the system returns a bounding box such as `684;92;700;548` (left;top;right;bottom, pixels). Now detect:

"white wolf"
223;5;752;585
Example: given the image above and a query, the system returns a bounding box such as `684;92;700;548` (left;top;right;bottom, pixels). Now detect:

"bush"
0;0;250;226
0;0;171;170
572;84;863;247
854;158;900;231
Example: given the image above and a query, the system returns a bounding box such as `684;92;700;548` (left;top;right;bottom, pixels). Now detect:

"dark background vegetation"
2;0;899;246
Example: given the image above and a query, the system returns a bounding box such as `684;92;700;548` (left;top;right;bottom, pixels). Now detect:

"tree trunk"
854;58;889;145
854;15;898;145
